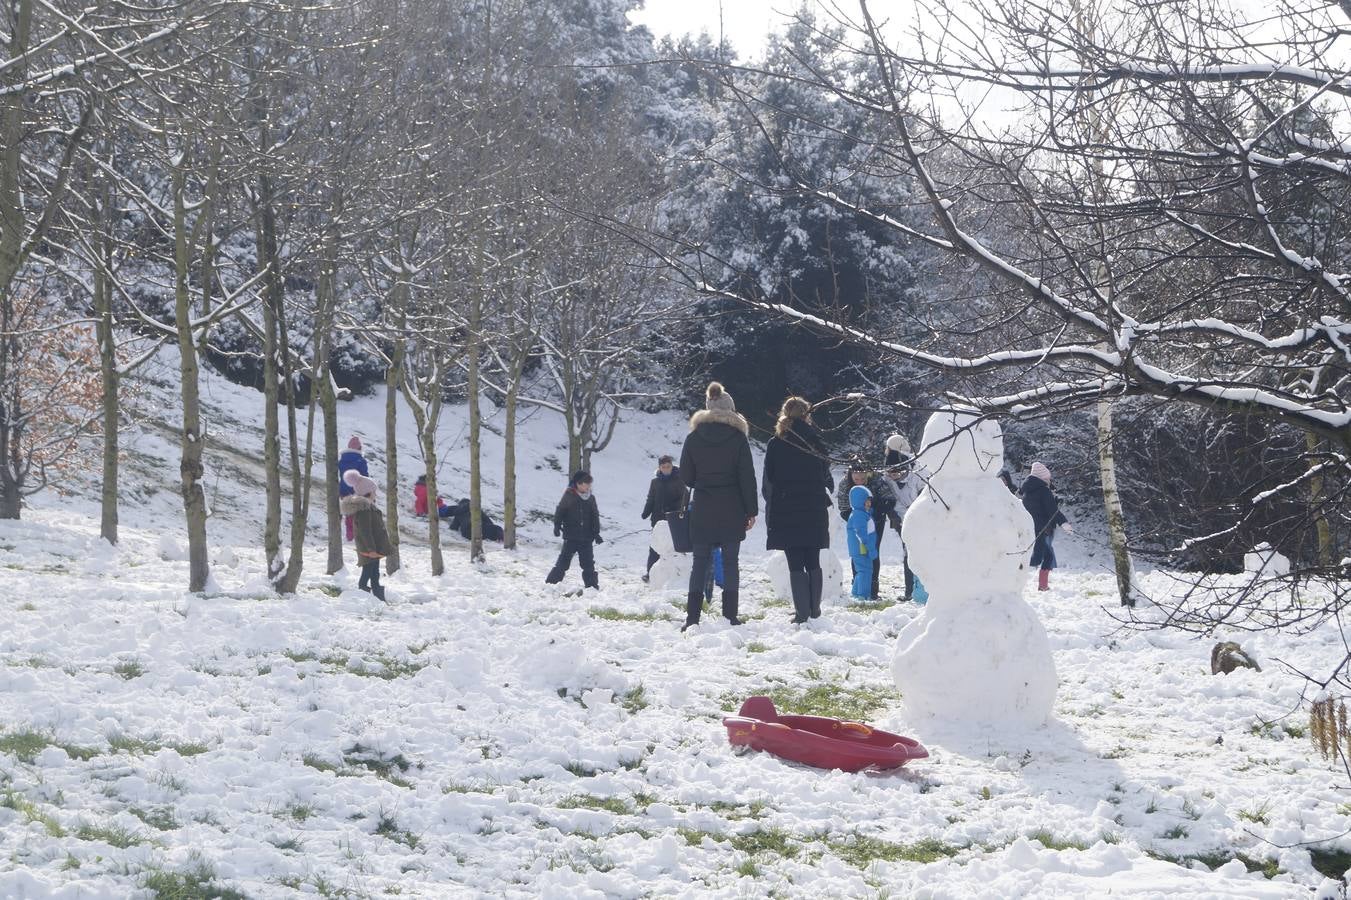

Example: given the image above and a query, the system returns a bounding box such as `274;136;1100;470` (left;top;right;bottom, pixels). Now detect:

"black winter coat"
641;468;688;525
679;409;758;547
554;489;602;543
1020;475;1067;539
762;421;833;551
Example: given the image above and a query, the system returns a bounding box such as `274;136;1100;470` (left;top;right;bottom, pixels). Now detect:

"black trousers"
547;539;597;587
358;559;382;591
785;546;821;573
687;541;740;623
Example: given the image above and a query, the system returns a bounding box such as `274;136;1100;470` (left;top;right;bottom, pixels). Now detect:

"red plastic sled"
722;696;928;772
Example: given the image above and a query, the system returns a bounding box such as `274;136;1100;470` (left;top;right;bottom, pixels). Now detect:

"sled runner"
722;696;927;772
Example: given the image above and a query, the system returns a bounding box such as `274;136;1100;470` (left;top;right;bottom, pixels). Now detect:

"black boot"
545;568;565;585
372;585;386;602
722;590;742;626
789;571;810;624
684;592;702;631
583;572;599;591
808;570;823;619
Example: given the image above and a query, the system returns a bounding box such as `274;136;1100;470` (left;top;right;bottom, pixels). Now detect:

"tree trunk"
1097;399;1137;606
173;166;210;592
502;353;526;550
95;225;119;544
1306;429;1334;568
408;384;445;577
467;282;485;561
383;293;406;576
274;246;311;595
257;173;284;586
0;0;32;521
321;367;342;574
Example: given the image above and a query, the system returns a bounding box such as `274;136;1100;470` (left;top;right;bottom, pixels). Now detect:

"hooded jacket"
340;494;391;559
338;449;369;497
678;408;758;547
846;485;877;556
836;471;896;524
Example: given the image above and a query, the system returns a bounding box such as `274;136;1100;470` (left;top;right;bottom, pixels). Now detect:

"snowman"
892;409;1057;729
647;520;691;590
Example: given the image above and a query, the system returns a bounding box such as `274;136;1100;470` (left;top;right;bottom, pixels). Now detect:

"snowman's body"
892;411;1057;728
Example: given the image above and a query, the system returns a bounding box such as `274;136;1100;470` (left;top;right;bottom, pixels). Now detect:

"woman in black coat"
1020;461;1070;591
678;382;758;630
762;396;833;623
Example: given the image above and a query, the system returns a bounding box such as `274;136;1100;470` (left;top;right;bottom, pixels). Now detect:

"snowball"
1244;543;1291;577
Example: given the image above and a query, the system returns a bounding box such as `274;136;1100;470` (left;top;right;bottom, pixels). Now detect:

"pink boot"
1037;568;1050;591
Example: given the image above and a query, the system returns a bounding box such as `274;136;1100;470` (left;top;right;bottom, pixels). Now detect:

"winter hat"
848;456;870;475
849;484;873;509
706;381;736;413
347;435;363;452
1030;461;1051;483
885;434;911;467
346;471;378;498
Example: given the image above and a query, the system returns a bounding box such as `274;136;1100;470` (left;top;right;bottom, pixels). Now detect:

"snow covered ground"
1;352;1349;898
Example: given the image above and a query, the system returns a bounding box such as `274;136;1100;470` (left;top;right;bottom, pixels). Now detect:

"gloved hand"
554;528;561;538
889;514;903;531
858;546;868;557
594;535;604;544
1063;523;1074;534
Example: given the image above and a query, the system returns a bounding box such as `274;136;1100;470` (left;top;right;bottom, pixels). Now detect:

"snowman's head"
916;410;1003;484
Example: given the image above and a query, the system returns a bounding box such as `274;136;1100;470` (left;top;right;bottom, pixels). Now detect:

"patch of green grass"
0;729;51;763
848;597;900;612
979;786;993;801
557;795;631;815
1027;829;1089;851
1;790;65;836
342;744;414;788
318;584;342;597
17;602;36;611
61;853;80;870
1311;846;1351;881
709;800;768;820
270;836;303;852
723;679;899;722
620;684;649;714
746;642;770;654
1151;849;1279;879
283;802;316;822
140;856;248;900
108;733;162;755
564;761;598;778
169;741;210;757
77;821;143;848
302;753;340;774
679;827;720;846
734;858;759;877
729;827;799;859
1161;825;1190;840
588;606;669;623
113;659;146;680
374;812;419;849
826;834;965;868
130;807;177;831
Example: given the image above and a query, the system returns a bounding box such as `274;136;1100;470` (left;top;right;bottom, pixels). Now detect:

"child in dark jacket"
546;470;603;589
1020;461;1072;591
340;470;391;601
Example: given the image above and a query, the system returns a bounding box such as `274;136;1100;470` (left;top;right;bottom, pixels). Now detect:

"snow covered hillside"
1;353;1349;898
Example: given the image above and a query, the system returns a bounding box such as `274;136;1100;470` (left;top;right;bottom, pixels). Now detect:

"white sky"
628;0;802;54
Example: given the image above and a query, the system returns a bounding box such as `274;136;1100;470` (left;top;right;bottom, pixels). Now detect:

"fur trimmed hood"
340;494;379;516
689;407;749;436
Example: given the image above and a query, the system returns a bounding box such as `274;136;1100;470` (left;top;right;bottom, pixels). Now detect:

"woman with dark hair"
762;396;833;624
678;382;758;631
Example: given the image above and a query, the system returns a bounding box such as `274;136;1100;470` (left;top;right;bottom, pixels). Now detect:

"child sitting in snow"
546;471;603;590
340;470;391;602
846;484;878;601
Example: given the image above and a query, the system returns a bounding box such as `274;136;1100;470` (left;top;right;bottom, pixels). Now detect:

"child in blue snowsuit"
846;485;878;600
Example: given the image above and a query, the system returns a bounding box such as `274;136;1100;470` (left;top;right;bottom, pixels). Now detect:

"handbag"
667;494;693;554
